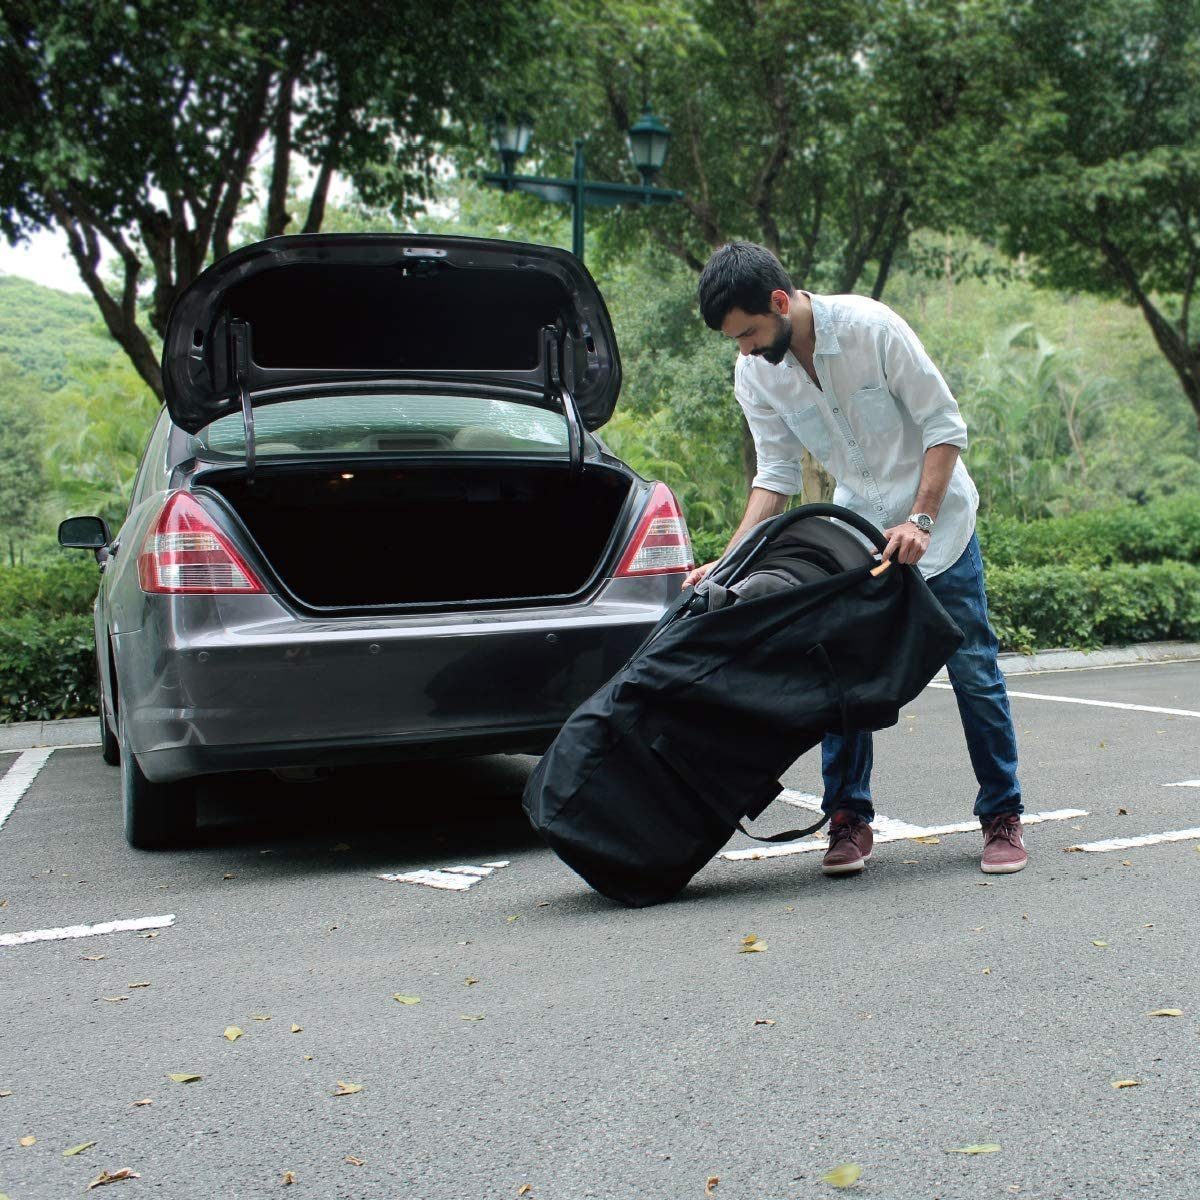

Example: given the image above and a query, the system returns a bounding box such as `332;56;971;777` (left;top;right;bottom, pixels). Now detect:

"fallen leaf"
971;926;985;932
100;996;128;1003
127;982;150;989
290;1024;303;1033
1092;940;1109;948
81;954;106;961
517;1187;532;1196
167;1073;201;1083
86;1168;140;1189
784;905;796;912
345;1155;365;1166
754;1018;776;1026
303;1056;313;1062
982;968;992;975
1121;860;1133;867
1148;1009;1183;1017
506;915;520;923
281;1170;297;1185
1111;1079;1140;1089
0;897;6;906
536;901;550;907
739;934;767;953
901;859;920;864
0;1090;11;1097
63;1141;97;1157
332;1081;362;1096
223;1026;244;1042
460;1014;485;1021
705;1176;719;1196
1116;807;1128;815
131;1099;152;1107
331;843;351;852
914;835;941;845
821;1162;862;1187
251;1014;272;1022
464;977;479;986
946;1143;1002;1154
393;994;421;1005
222;873;235;880
136;931;158;939
19;1136;36;1147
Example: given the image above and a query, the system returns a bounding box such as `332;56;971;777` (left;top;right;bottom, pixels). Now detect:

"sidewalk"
3;640;1199;752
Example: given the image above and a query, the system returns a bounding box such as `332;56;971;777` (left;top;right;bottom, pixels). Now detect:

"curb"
2;641;1199;753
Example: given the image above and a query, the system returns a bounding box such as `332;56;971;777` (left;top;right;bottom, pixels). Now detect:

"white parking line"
1165;780;1200;788
722;808;1089;861
1067;829;1200;854
0;748;55;832
929;682;1200;719
0;914;176;948
378;861;511;891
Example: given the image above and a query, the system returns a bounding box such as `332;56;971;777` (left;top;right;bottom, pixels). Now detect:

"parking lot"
2;658;1198;1199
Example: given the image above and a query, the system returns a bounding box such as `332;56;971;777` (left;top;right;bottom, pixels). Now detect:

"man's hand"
682;561;718;589
881;521;931;566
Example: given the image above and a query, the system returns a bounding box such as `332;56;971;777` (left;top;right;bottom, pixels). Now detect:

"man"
685;241;1026;876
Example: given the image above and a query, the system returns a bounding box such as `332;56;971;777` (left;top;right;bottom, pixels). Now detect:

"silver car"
59;234;694;848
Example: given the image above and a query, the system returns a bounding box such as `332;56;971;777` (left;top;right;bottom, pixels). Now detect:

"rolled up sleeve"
734;375;803;496
882;314;968;452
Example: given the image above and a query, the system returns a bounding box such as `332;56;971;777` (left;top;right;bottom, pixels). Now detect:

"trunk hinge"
543;325;582;480
229;319;256;487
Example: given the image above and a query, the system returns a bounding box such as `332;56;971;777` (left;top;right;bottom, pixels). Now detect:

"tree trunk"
801;450;834;503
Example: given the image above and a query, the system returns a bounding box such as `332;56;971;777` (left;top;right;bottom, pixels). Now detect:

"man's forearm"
724;487;789;555
913;444;960;520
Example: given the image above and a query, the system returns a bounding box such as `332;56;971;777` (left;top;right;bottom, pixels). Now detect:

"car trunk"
198;461;636;610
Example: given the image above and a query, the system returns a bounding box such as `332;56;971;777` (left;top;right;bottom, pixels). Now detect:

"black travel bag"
521;503;963;907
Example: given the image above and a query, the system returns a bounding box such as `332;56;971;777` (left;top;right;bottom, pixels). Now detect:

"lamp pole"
483;106;684;264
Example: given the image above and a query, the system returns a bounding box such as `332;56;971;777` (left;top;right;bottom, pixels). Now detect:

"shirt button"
832;408;839;414
848;441;856;447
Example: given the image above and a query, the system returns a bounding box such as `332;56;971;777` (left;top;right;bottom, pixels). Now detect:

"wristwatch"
907;512;935;534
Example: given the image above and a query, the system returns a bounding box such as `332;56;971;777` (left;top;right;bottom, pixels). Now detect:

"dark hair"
697;242;795;330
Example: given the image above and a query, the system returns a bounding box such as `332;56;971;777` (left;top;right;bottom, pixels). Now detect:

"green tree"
0;0;545;398
945;0;1200;422
0;362;47;564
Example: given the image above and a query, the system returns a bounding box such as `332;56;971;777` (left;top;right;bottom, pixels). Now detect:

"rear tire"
119;711;197;849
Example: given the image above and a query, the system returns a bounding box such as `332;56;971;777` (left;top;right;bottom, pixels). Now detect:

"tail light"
614;482;694;577
137;491;265;594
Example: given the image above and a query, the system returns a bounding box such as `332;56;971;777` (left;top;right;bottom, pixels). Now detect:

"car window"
190;393;569;457
130;408;172;506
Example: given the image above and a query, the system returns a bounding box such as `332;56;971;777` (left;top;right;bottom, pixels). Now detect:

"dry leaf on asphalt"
131;1099;152;1107
754;1019;776;1026
167;1073;202;1083
251;1014;272;1021
821;1163;862;1187
222;873;235;880
506;915;520;923
281;1170;297;1185
0;1090;12;1098
739;934;767;953
982;968;992;975
303;1055;313;1061
136;931;159;939
86;1168;140;1189
63;1141;97;1157
1111;1079;1140;1089
914;835;941;845
1148;1009;1183;1017
290;1024;303;1033
1092;940;1109;948
393;995;420;1005
460;1014;485;1021
1118;807;1128;815
332;1081;362;1096
705;1176;719;1196
81;954;106;961
946;1144;1002;1154
224;1026;244;1042
464;977;479;986
127;982;150;989
100;997;128;1003
345;1156;365;1166
19;1136;35;1147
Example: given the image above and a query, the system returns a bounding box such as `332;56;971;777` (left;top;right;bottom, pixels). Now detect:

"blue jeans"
821;533;1022;823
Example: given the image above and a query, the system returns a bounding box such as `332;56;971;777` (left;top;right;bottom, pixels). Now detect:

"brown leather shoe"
981;813;1028;874
822;810;873;875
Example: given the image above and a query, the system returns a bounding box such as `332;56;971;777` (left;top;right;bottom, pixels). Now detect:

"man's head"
697;242;797;364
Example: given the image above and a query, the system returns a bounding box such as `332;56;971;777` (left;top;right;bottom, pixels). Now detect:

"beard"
752;313;793;365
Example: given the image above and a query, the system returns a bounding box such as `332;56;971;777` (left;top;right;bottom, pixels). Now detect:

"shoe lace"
987;816;1021;845
828;819;862;846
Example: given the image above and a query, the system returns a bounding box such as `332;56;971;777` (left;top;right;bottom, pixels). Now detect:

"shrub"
0;614;97;722
0;556;100;620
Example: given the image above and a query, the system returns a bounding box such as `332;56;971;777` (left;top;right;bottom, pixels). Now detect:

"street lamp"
482;107;685;264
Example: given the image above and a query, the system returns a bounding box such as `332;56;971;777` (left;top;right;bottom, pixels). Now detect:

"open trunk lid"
162;234;621;437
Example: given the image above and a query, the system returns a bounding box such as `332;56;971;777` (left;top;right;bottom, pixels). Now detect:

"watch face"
911;514;933;532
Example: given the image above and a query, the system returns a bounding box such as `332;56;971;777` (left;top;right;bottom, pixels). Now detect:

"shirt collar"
804;292;841;356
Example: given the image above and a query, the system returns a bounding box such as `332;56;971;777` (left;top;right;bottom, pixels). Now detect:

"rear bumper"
115;586;672;782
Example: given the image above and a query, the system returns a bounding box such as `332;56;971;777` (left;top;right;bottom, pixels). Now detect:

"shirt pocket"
849;385;904;439
780;405;834;467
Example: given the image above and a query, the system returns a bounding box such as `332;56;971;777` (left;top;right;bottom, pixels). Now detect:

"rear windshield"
191;393;569;457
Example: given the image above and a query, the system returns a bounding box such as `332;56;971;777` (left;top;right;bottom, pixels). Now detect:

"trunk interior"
200;461;635;609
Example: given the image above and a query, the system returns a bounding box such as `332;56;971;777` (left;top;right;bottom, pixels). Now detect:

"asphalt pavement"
1;659;1198;1199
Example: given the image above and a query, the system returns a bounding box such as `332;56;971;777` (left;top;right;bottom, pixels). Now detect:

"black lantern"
488;112;534;175
627;105;672;186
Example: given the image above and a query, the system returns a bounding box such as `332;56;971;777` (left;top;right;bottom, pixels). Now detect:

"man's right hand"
682;561;718;590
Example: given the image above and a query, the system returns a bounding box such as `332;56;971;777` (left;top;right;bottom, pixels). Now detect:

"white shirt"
733;292;979;579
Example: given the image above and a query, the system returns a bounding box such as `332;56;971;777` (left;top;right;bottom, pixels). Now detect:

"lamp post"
483;105;685;264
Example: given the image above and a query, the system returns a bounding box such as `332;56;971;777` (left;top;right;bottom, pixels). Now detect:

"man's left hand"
881;521;931;566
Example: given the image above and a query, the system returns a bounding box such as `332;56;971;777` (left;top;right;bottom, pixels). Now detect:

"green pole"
572;139;586;262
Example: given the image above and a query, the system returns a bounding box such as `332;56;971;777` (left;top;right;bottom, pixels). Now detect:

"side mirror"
58;516;112;550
